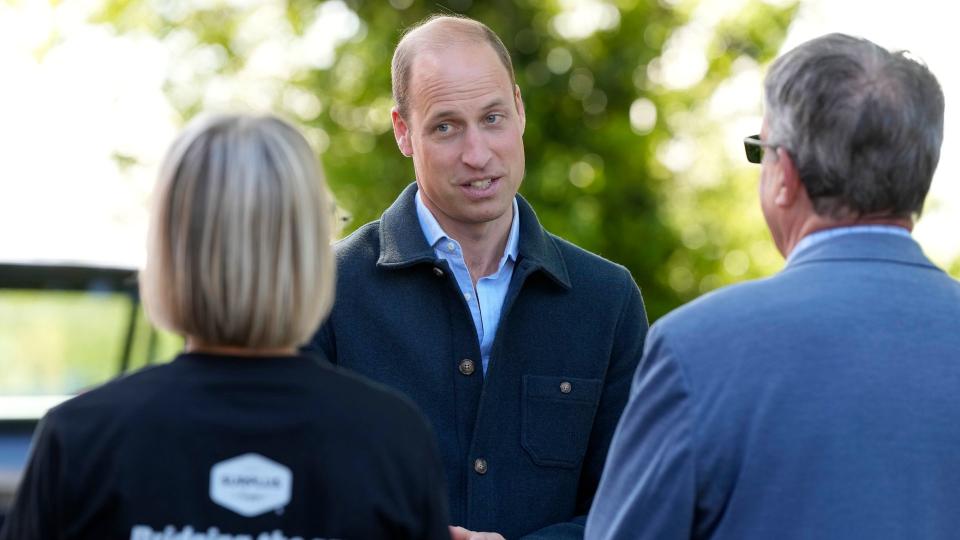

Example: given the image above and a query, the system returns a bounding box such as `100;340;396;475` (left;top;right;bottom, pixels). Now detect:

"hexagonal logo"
209;453;292;517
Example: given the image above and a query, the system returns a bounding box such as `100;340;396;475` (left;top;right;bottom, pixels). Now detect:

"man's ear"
392;107;413;157
513;84;526;135
774;147;803;208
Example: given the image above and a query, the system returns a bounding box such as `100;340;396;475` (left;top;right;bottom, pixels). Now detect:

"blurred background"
1;0;957;397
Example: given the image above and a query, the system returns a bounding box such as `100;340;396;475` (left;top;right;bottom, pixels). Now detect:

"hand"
449;525;506;540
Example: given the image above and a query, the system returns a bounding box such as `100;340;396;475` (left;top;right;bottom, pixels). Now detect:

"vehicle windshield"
0;263;181;415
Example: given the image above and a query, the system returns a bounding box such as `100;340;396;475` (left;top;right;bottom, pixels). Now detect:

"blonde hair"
142;114;335;349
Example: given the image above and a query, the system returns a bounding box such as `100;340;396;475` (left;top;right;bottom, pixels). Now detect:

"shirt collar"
415;187;520;263
414;189;448;249
788;224;913;264
377;183;571;289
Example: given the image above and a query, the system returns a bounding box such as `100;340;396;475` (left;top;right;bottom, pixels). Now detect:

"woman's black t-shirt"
1;352;449;540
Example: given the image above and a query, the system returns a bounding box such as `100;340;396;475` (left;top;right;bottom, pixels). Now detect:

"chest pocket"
521;375;603;468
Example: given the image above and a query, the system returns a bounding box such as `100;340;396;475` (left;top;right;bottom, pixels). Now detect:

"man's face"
393;42;526;234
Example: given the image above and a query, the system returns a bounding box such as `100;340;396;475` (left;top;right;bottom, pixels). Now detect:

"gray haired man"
586;33;959;540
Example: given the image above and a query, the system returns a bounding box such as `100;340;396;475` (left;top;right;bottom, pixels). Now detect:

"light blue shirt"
415;189;520;374
788;224;912;263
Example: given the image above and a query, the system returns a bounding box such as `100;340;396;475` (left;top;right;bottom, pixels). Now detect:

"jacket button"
459;359;475;376
432;267;444;277
474;458;488;475
560;381;572;394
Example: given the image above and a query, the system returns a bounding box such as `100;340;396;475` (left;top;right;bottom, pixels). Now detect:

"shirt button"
459;359;475;376
560;381;572;394
474;458;488;475
446;241;456;252
463;292;472;302
432;267;444;277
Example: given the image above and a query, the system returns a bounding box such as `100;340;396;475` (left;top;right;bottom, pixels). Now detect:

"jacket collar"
785;230;939;271
378;183;571;289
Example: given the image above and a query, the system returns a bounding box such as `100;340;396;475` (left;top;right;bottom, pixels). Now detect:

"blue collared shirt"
415;189;520;374
788;224;912;264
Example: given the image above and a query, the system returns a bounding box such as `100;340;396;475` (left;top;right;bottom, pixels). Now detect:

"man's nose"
460;127;492;169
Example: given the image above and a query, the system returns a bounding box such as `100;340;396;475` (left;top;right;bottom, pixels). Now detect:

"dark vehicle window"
0;264;182;399
0;289;180;397
1;263;184;522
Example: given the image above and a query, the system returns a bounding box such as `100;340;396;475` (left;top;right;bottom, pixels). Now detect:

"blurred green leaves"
95;0;798;320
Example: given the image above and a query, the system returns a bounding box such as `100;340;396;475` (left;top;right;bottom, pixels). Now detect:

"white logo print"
210;453;293;517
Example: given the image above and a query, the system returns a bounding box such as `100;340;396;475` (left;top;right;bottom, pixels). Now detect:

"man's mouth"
459;176;503;198
469;178;493;189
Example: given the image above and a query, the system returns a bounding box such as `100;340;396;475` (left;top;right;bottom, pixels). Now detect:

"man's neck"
424;201;514;286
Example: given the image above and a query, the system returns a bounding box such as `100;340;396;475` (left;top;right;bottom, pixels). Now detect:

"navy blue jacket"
307;184;648;538
587;232;960;539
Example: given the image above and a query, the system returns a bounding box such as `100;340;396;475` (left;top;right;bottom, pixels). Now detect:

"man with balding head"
307;15;647;539
586;34;960;540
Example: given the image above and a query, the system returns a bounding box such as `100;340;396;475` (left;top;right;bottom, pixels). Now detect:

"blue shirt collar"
788;224;912;263
415;188;520;263
378;183;570;289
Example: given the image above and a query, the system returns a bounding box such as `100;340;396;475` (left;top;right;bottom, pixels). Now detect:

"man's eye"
436;123;450;133
485;114;502;124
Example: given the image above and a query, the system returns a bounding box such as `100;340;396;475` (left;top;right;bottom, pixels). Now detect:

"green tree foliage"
95;0;797;320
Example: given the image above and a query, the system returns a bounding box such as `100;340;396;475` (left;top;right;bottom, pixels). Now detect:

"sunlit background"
1;0;956;268
0;0;957;395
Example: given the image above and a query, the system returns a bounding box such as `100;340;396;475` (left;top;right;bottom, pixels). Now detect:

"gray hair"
392;14;515;119
764;33;944;219
142;114;335;349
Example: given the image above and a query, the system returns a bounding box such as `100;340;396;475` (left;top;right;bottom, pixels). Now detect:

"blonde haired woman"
1;114;449;540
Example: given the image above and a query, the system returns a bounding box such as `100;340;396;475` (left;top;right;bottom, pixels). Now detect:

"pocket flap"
521;375;604;468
